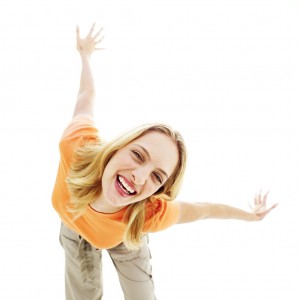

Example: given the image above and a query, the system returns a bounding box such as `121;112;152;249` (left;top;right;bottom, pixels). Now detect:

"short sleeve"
144;199;180;233
59;116;99;169
61;115;98;141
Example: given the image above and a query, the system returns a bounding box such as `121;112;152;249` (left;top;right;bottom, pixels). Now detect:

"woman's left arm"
176;191;278;224
73;24;104;119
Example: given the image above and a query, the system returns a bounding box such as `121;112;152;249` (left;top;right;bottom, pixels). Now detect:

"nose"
132;166;150;185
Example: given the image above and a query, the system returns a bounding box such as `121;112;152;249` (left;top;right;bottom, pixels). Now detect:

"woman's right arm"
72;24;104;119
176;192;278;224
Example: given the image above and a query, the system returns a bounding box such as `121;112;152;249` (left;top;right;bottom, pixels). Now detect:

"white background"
0;0;299;299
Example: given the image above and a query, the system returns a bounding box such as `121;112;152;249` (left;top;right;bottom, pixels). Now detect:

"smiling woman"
98;131;179;208
86;127;184;213
60;121;186;246
51;24;278;300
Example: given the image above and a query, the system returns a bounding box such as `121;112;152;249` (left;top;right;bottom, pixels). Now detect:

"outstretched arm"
73;23;104;119
176;191;278;224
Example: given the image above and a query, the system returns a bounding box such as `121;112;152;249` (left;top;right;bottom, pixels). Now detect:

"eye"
132;150;144;162
153;172;163;184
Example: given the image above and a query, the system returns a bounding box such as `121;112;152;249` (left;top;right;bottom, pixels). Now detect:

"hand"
76;23;104;58
249;191;278;221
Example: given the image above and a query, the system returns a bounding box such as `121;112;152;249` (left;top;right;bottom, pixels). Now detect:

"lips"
115;175;137;196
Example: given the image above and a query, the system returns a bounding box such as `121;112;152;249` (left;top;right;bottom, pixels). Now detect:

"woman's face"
99;131;179;209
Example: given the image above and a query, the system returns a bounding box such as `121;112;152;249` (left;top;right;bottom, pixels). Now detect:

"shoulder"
144;198;180;232
58;115;100;163
61;115;98;140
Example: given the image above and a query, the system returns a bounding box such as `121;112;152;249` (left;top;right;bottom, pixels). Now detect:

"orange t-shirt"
52;116;180;249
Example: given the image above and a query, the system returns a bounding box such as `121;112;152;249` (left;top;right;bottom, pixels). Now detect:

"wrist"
246;212;256;221
80;52;92;61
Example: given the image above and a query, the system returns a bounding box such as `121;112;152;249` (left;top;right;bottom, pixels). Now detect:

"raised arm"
72;23;104;119
176;191;278;224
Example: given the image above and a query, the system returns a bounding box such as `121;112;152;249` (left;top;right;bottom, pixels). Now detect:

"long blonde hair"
67;123;187;249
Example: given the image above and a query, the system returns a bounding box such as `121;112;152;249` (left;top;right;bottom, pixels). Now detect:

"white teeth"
118;176;135;194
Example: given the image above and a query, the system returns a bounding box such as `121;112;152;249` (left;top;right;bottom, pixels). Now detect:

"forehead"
130;131;179;176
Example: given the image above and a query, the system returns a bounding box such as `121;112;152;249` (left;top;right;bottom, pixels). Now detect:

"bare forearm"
72;56;95;118
206;203;253;221
177;202;254;224
78;55;95;96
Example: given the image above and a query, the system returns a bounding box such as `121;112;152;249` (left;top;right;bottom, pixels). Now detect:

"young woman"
52;24;278;300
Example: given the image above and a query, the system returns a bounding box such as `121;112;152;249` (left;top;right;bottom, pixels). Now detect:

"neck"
90;197;126;214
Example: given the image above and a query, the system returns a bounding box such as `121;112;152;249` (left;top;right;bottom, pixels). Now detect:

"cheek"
153;186;164;195
144;182;159;197
105;154;135;176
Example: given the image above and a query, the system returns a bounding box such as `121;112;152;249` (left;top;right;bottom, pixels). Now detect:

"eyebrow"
133;144;170;179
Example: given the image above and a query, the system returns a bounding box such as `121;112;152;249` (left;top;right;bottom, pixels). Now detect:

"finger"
257;202;278;217
265;203;278;214
254;194;258;205
95;37;104;46
76;25;80;37
271;203;279;210
93;27;104;40
263;190;269;205
262;207;273;216
258;189;262;204
88;23;96;37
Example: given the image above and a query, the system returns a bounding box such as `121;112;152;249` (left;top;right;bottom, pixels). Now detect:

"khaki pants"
59;223;156;300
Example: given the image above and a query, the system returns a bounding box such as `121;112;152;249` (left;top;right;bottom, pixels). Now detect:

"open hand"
249;191;278;221
76;23;104;58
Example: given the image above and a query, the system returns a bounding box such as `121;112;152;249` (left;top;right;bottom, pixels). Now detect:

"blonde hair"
67;123;187;249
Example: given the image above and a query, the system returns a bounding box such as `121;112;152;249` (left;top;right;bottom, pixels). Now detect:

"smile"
116;175;137;195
